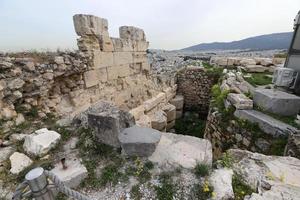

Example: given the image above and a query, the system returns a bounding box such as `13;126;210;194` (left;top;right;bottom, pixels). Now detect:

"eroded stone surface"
149;132;212;169
9;152;33;174
227;93;253;110
119;125;161;157
209;168;234;200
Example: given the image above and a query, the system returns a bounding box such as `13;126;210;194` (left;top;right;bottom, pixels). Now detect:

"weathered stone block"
133;40;149;51
51;158;88;188
119;125;161;157
93;50;114;69
240;58;256;66
234;110;299;137
107;65;131;80
129;105;145;121
149;132;212;169
113;52;133;66
162;103;176;122
169;95;184;110
151;110;167;131
132;52;148;63
254;89;300;116
209;169;234;200
243;65;268;73
166;120;175;131
73;14;108;36
119;26;146;41
227;93;253;110
83;68;107;88
87;101;135;147
77;35;100;51
99;35;114;52
144;92;166;112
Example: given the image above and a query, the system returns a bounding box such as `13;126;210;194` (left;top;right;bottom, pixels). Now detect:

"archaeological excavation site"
1;13;300;200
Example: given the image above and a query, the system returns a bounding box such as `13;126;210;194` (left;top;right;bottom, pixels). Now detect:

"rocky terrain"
0;14;300;200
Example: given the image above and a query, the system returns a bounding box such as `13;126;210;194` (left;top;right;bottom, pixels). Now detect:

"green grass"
244;73;272;86
218;152;234;168
232;174;254;200
154;172;176;200
194;163;210;177
174;112;206;138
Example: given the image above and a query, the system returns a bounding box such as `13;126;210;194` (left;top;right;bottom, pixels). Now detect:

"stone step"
234;109;299;137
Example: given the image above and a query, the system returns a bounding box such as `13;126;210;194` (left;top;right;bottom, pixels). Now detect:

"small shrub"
244;73;272;86
194;163;210;177
189;181;214;200
219;152;234;168
131;184;142;200
154;172;176;200
232;174;254;200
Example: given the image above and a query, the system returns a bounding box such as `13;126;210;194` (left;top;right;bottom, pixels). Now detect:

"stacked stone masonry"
176;66;218;116
0;14;176;131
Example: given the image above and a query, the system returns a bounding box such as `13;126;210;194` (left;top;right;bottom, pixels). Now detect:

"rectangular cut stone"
83;68;108;88
227;93;253;110
133;52;147;63
73;14;109;36
162;104;176;122
164;87;176;102
169;95;184;110
254;89;300;116
107;65;131;80
111;38;123;51
93;50;114;68
113;52;133;66
99;35;114;52
144;93;166;112
129;105;145;120
119;26;146;41
234;110;299;137
77;35;100;52
141;62;150;72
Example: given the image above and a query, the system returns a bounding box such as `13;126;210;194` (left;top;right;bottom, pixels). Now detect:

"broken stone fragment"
119;125;161;157
9;152;33;174
23;128;61;157
119;26;146;41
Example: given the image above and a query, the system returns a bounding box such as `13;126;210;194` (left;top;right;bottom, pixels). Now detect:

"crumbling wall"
0;14;176;130
176;66;218;116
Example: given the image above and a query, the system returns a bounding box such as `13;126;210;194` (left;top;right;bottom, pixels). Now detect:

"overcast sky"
0;0;299;51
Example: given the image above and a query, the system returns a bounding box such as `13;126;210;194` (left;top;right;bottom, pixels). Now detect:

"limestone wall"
0;14;176;130
176;66;219;116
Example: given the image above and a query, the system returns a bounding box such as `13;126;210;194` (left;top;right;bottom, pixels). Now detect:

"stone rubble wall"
0;14;176;130
204;69;293;158
210;56;285;73
176;66;218;116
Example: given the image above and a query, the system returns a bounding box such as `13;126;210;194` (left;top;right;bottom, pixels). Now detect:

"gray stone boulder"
86;101;135;147
253;89;300;116
234;109;299;137
227;93;253;110
209;168;234;200
119;125;161;157
149;132;212;169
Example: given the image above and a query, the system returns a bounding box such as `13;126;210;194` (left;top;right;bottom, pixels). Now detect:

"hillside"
182;32;293;51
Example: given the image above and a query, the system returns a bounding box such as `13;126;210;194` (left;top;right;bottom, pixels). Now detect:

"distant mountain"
182;32;293;51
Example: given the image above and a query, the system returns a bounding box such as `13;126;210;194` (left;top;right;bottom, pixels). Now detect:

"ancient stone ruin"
0;14;300;200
